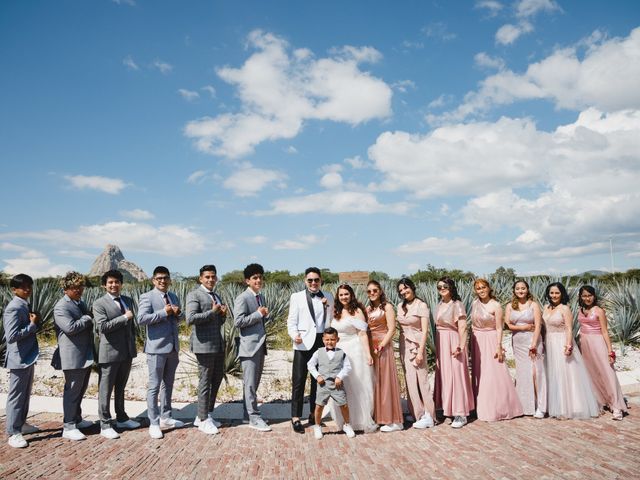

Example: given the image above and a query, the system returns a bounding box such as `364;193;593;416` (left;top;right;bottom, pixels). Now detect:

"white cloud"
187;170;208;184
184;30;392;159
474;52;505;70
285;146;298;154
319;172;343;189
223;166;287;197
515;0;560;18
201;85;216;98
178;89;199;101
391;80;416;93
344;155;366;169
437;27;640;122
422;22;457;42
57;249;95;259
475;0;503;16
273;234;321;250
396;237;483;255
64;175;128;195
1;222;206;256
494;0;560;46
261;191;411;215
153;60;173;74
244;235;268;244
0;243;73;278
112;0;135;5
123;55;139;70
120;209;155;220
495;21;533;45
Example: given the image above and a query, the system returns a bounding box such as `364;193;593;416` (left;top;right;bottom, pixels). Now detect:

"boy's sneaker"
249;417;272;432
21;423;40;434
342;423;356;438
313;425;323;439
100;427;120;439
149;425;163;439
8;433;28;448
198;418;219;435
194;413;221;428
413;413;435;429
451;416;467;429
62;428;86;441
160;418;184;428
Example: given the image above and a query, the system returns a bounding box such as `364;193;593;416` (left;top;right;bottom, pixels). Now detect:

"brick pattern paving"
1;408;639;479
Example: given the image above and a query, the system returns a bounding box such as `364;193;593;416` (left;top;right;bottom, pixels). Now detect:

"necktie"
256;294;262;307
114;297;126;314
208;291;218;305
163;293;171;306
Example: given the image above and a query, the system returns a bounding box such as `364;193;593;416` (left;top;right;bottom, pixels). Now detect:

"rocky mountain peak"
88;244;148;282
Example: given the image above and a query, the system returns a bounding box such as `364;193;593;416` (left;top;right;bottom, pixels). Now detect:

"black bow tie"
310;291;324;298
326;348;335;351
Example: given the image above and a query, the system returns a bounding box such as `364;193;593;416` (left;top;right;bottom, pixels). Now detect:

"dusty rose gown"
510;303;547;415
368;306;403;425
470;299;523;421
396;300;436;421
543;307;599;419
578;308;627;413
434;300;474;417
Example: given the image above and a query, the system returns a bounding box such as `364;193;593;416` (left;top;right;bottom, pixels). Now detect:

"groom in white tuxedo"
287;267;334;433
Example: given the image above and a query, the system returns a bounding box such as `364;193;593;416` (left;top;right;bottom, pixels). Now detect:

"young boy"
233;263;271;431
3;274;40;448
306;327;355;439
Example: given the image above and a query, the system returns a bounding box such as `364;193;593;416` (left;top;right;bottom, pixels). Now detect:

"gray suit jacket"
137;288;181;355
2;296;39;369
93;293;137;364
53;295;94;370
233;288;269;358
186;287;226;354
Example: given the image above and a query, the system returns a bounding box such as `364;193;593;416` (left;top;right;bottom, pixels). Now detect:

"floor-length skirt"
373;344;404;424
580;334;627;412
512;330;547;415
434;329;474;417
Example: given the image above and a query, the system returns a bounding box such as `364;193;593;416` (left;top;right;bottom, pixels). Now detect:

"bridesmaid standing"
396;278;436;429
577;285;627;420
470;279;523;421
366;281;404;432
542;282;599;419
434;277;474;428
505;280;547;418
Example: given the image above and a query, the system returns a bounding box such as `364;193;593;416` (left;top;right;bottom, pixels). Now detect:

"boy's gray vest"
317;348;345;382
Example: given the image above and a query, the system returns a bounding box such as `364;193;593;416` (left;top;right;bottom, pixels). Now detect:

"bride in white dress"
328;284;378;433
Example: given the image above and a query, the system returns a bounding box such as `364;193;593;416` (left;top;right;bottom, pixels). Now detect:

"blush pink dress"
470;299;523;421
510;303;547;415
368;306;403;425
396;299;435;421
578;308;627;413
434;300;474;417
542;307;599;419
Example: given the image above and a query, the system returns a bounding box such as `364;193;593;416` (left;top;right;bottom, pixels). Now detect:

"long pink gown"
470;299;523;421
510;304;547;415
368;306;404;425
396;300;436;421
543;307;599;419
434;300;474;417
578;308;627;413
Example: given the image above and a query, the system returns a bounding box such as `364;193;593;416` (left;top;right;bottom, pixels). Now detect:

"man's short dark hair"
199;265;217;275
305;267;321;277
101;270;123;285
153;266;170;277
323;327;338;336
10;273;34;289
243;263;264;279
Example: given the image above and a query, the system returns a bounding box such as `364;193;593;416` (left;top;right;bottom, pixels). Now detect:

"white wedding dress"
328;314;378;432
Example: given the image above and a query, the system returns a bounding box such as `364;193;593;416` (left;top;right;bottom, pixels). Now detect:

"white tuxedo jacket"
286;289;334;350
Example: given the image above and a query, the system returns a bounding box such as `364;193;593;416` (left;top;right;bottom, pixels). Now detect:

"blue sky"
1;0;639;279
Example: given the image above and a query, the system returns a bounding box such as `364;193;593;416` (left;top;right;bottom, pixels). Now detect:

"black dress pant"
291;333;324;418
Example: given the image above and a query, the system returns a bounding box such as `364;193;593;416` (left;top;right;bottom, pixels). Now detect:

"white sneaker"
8;433;28;448
21;423;40;434
194;413;221;427
115;419;140;429
249;417;272;432
342;423;356;438
413;413;435;429
149;425;163;439
380;423;403;432
313;425;323;440
62;428;86;441
533;409;545;419
451;416;467;429
76;419;94;429
160;418;185;429
198;418;219;435
100;427;120;439
612;410;623;421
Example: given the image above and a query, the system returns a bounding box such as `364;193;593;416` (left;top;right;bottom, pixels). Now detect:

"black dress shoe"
308;414;315;426
291;419;304;433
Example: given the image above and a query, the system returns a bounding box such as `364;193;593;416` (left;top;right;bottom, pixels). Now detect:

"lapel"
305;289;316;325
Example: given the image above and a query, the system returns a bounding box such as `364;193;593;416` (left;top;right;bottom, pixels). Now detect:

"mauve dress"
470;299;523;421
578;308;627;413
396;300;436;421
510;304;547;415
368;306;404;425
434;300;474;417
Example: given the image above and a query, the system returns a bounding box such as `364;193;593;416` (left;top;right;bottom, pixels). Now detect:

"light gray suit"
93;293;137;429
186;286;226;421
53;295;93;430
233;288;269;421
3;296;39;435
138;288;181;425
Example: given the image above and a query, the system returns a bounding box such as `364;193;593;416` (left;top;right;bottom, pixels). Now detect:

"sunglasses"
366;289;379;294
436;285;449;290
306;278;321;284
154;276;170;281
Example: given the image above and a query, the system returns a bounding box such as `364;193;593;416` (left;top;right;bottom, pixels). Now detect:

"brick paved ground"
1;402;639;480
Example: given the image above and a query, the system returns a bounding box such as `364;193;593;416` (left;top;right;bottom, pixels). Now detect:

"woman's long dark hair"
396;277;426;315
545;282;569;305
578;285;599;310
438;276;461;302
334;284;367;319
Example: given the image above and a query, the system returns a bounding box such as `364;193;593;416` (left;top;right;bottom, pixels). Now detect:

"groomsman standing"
138;266;184;439
53;271;95;441
186;265;227;435
93;270;140;439
287;267;334;433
